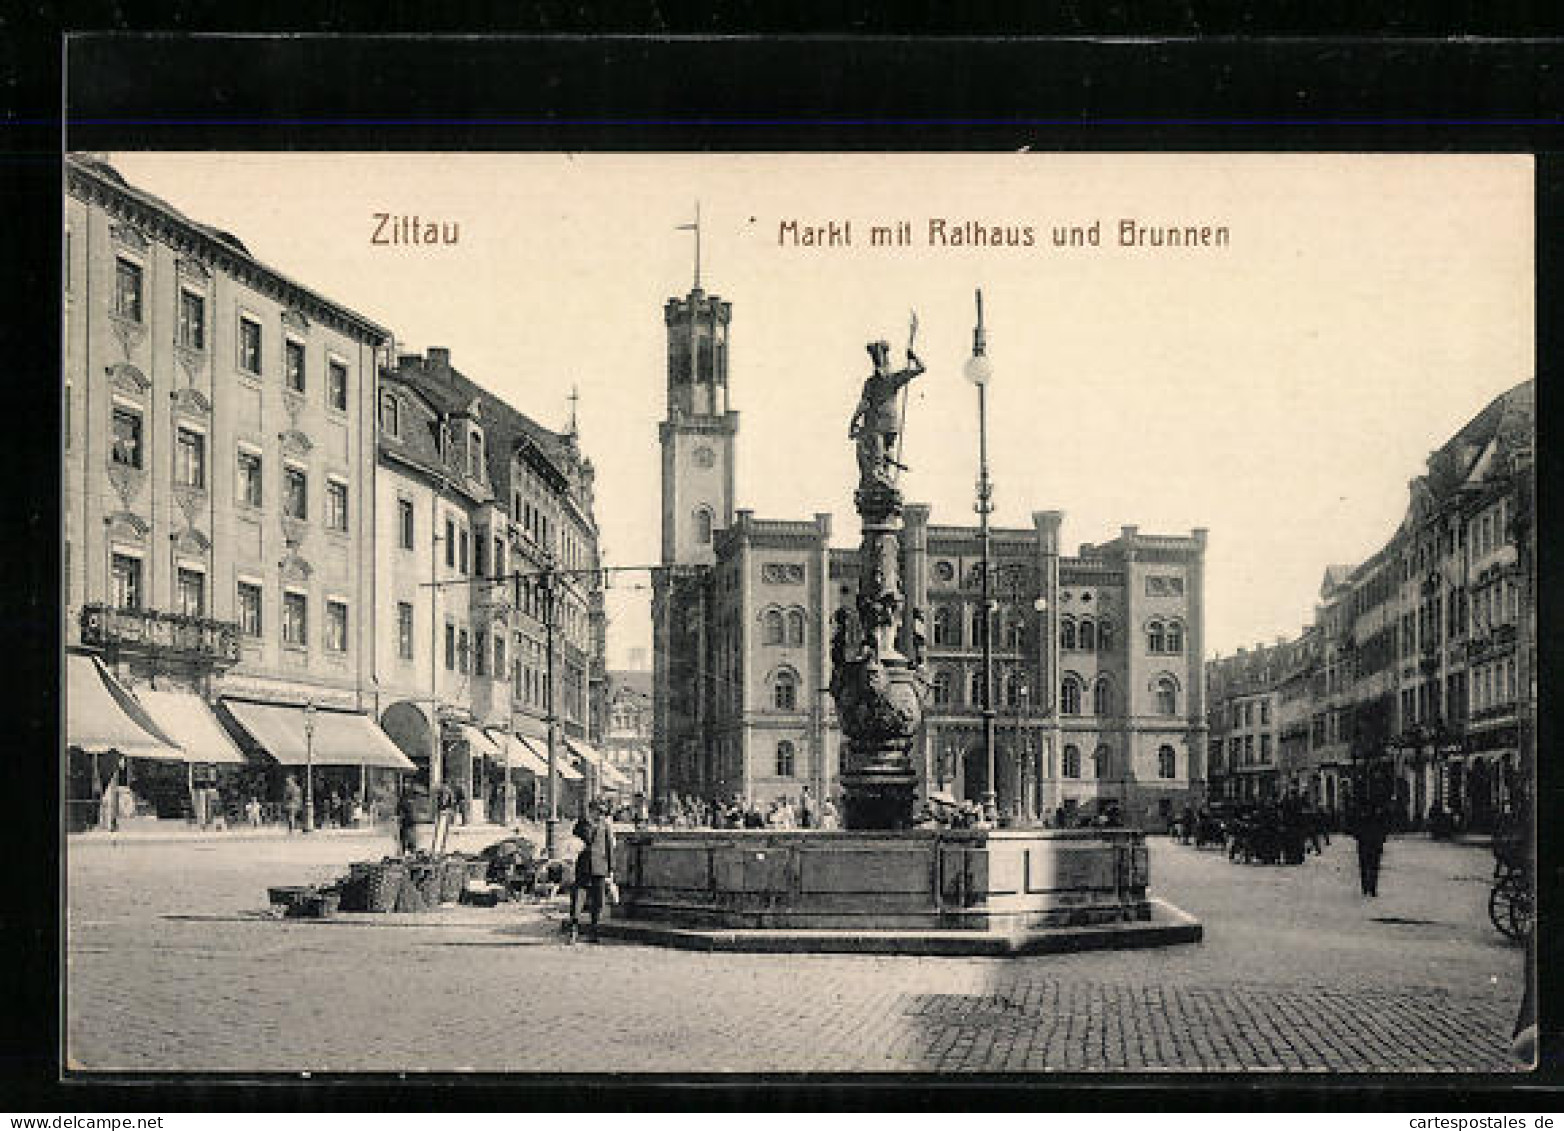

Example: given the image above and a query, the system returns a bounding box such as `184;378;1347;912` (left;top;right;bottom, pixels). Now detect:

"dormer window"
469;430;484;479
378;393;401;438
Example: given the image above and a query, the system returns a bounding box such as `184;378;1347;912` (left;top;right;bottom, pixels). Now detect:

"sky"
101;152;1534;669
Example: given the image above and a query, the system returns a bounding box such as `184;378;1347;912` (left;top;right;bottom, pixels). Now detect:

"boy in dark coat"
568;799;616;944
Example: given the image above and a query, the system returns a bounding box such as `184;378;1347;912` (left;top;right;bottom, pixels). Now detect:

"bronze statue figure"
849;340;924;489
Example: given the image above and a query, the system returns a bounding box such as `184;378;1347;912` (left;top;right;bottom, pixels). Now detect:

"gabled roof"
1423;378;1534;504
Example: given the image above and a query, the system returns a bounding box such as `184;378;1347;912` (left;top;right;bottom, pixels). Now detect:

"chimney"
428;347;451;369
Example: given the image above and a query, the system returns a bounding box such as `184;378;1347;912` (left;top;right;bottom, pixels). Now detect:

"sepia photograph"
61;150;1536;1075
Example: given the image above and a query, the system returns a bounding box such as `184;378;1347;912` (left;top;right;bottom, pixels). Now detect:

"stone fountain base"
601;827;1201;955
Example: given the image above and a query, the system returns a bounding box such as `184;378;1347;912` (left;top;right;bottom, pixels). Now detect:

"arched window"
1061;675;1082;715
1094;745;1111;779
378;393;401;438
1063;744;1081;779
1079;618;1096;652
1007;620;1026;650
932;670;952;707
776;740;796;777
1098;618;1114;650
772;669;798;711
786;609;806;646
1093;678;1113;715
1147;620;1165;653
1158;745;1176;779
1165;619;1184;654
695;507;714;545
763;609;784;645
932;605;957;647
969;670;986;708
1060;617;1077;650
1156;676;1178;717
1005;672;1027;708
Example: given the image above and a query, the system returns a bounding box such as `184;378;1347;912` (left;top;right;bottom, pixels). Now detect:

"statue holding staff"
850;320;924;490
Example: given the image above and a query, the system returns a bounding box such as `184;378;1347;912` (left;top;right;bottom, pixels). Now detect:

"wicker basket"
286;889;341;919
407;861;441;906
466;857;490;884
368;860;406;913
394;871;426;913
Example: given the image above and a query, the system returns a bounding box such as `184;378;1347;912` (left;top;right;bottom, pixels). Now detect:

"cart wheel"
1507;879;1534;941
1490;876;1523;941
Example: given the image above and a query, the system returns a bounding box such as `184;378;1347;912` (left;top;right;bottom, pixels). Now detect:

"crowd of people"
647;790;840;830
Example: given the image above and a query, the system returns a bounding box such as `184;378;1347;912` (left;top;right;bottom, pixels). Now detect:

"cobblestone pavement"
64;830;1525;1074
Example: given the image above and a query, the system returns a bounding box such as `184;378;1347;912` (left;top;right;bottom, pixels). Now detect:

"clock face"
693;445;715;469
935;561;955;583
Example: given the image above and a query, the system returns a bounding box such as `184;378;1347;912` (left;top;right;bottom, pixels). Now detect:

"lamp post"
1016;683;1030;823
302;701;317;834
964;288;998;824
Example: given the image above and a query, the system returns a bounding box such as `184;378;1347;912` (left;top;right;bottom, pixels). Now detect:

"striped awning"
519;734;582;781
135;689;248;765
222;700;417;770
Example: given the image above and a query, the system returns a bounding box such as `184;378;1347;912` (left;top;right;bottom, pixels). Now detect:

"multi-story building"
1206;378;1533;831
604;670;654;797
652;270;1209;826
376;348;609;819
1205;641;1286;803
64;154;407;821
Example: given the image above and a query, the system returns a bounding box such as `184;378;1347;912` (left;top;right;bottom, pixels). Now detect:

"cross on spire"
567;384;580;438
676;201;702;290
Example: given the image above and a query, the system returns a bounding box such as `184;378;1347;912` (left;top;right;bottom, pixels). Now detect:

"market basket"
367;859;406;913
407;860;442;906
438;854;468;903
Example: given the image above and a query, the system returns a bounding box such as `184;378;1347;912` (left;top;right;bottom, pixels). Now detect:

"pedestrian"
567;799;615;944
396;788;420;856
244;795;262;828
282;774;303;834
1349;797;1389;897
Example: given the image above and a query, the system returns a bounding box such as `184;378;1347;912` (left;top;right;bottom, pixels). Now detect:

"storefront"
65;652;184;831
134;688;250;824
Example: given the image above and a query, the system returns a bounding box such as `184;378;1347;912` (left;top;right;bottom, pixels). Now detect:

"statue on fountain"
831;318;930;830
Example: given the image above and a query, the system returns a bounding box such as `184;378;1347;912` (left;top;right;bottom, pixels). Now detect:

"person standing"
282;774;303;834
1350;797;1389;897
396;788;420;856
568;799;616;944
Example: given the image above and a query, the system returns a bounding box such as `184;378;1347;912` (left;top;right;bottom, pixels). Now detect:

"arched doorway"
381;701;434;787
961;746;986;805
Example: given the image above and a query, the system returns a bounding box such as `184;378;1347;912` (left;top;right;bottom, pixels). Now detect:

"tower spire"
677;202;702;291
567;384;580;438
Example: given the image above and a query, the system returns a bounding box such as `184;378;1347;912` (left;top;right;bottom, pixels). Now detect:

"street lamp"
965;288;998;824
302;701;317;834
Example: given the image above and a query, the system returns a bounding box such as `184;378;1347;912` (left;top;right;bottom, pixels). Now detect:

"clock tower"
659;281;738;565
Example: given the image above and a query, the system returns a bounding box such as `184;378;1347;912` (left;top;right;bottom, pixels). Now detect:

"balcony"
78;603;240;665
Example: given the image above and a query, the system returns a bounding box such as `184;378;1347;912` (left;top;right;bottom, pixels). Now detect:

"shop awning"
66;653;184;759
135;689;248;765
566;737;631;790
519;734;582;780
483;729;550;777
455;723;503;762
222;700;417;770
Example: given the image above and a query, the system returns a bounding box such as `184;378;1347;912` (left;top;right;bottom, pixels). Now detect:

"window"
285;339;306;393
1260;699;1271;725
969;671;986;707
110;554;141;609
1244;702;1254;727
283;467;307;520
178;289;205;349
111;407;143;468
1156;676;1178;716
459;528;469;574
468;431;483;479
932;670;952;706
379;394;401;437
475;534;488;579
1165;620;1184;653
1063;744;1081;778
444;621;456;670
1079;619;1096;651
238;316;262;374
1147;621;1165;653
327;360;348;411
1004;673;1026;708
1158;745;1176;779
457;628;470;674
237;581;262;637
176;568;205;617
398;499;414;549
474;630;488;676
175;427;205;488
786;609;806;646
494;537;505;580
1094;746;1110;779
282;591;307;646
325;480;348;532
1093;678;1113;715
1007;621;1026;649
695;507;713;545
1260;734;1272;762
238;450;263;507
445;518;456;567
1244;736;1255;764
776;740;796;777
114;258;143;321
1098;619;1114;650
1061;675;1081;715
773;670;798;710
493;633;505;679
396;602;414;660
763;609;784;645
932;606;955;646
1060;618;1077;650
325;600;348;652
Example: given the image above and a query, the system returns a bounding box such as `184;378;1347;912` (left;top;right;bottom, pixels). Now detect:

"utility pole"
541;564;561;860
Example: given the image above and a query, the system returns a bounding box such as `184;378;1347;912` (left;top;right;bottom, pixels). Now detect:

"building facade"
652;275;1209;825
604;670;654;797
1204;379;1533;830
